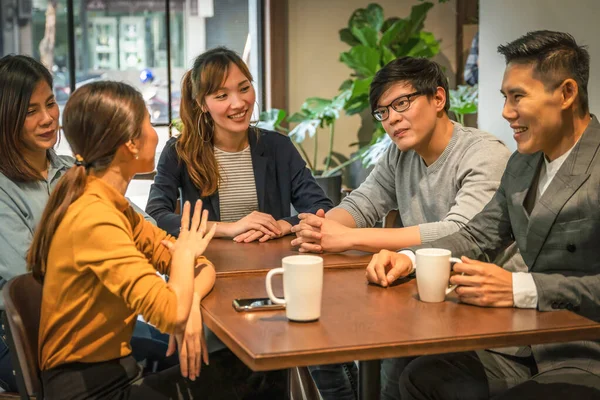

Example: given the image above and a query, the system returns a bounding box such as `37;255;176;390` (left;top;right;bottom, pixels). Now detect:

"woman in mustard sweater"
28;81;217;399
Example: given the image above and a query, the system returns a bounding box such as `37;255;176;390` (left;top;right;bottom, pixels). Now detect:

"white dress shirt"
400;140;580;308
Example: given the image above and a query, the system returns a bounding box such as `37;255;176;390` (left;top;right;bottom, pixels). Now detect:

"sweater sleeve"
73;202;178;334
418;138;511;243
337;144;399;228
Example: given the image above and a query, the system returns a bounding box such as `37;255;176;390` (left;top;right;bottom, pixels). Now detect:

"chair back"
2;273;43;399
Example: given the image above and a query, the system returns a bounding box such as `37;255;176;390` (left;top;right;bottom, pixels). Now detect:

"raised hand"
162;200;217;258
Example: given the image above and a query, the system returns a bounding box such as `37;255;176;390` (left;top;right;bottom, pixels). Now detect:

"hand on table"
227;211;282;240
451;257;514;307
233;219;292;243
365;250;413;287
290;209;353;253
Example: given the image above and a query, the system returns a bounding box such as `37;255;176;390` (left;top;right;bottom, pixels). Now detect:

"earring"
249;100;261;127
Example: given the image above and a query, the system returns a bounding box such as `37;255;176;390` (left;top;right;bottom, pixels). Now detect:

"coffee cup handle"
445;257;463;295
266;267;286;305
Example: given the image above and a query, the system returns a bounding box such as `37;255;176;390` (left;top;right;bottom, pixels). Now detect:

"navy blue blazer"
146;128;334;237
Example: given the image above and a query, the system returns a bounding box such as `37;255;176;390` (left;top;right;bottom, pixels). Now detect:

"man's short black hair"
369;56;450;114
497;30;590;115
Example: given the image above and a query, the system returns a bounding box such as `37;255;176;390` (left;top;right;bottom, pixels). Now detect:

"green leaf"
350;77;373;99
381;45;396;65
406;31;440;58
344;94;370;115
351;25;379;48
407;2;434;34
380;19;408;47
339;28;361;47
348;3;384;32
339;45;381;77
339;79;354;91
381;17;400;33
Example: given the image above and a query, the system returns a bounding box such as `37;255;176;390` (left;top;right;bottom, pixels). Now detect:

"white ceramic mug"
415;248;461;303
265;255;324;321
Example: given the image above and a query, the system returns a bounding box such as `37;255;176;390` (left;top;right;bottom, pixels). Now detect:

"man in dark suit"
367;30;600;399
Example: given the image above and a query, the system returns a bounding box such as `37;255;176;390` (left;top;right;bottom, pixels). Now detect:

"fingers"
199;209;208;236
294;228;322;240
180;201;191;231
187;335;198;381
166;335;176;357
365;253;381;285
195;333;202;377
160;240;174;251
179;340;189;378
250;212;281;235
204;222;217;242
243;230;265;243
291;221;320;234
297;214;324;228
201;336;209;367
298;242;322;253
453;261;483;276
234;230;255;243
316;209;326;218
258;233;272;243
189;200;202;232
385;255;413;285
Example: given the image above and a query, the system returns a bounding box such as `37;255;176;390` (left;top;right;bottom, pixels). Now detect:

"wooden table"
202;269;600;399
204;237;372;275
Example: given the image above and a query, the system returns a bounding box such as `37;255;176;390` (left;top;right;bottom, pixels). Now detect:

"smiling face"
203;63;255;138
21;80;59;154
501;62;567;156
378;81;444;152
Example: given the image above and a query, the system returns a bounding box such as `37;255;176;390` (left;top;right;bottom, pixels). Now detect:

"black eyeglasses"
372;91;423;121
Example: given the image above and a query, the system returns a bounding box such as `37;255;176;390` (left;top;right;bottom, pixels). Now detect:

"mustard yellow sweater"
39;177;210;370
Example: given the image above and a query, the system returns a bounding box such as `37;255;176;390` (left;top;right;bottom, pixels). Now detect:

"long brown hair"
0;55;54;182
28;81;147;282
178;47;254;196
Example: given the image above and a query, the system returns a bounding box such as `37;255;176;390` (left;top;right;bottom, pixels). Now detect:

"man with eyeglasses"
292;56;517;400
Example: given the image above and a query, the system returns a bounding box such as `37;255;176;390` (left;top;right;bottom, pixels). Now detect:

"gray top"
0;151;72;298
339;122;512;242
0;150;154;308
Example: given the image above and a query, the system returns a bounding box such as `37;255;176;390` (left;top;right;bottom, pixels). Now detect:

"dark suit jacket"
413;116;600;374
146;128;333;237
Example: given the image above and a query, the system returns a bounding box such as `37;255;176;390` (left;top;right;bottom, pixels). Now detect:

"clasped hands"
365;250;514;307
290;209;352;253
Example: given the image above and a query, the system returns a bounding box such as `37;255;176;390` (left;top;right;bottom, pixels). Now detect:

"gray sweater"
339;122;511;243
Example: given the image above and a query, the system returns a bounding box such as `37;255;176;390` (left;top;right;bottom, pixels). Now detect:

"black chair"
2;273;43;400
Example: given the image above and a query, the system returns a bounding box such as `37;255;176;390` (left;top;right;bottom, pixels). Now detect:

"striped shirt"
214;146;259;222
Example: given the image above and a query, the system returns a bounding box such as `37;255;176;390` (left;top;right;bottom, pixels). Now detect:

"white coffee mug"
265;255;324;321
415;248;461;303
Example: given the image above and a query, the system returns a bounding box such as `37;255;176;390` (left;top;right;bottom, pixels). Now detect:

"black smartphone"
232;297;285;312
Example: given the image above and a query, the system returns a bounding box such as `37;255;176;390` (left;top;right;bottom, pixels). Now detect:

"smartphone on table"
232;297;285;312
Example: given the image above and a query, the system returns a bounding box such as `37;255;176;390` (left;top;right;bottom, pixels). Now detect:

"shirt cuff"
512;272;538;309
398;250;416;274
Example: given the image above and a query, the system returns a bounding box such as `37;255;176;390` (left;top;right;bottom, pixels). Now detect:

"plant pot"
315;171;343;206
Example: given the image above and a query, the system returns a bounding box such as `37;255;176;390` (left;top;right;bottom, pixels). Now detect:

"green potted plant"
449;84;478;126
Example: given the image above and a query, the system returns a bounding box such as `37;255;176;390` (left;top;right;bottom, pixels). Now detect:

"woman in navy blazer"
146;47;333;242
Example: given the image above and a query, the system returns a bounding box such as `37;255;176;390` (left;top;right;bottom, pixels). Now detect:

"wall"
479;0;600;151
287;0;458;172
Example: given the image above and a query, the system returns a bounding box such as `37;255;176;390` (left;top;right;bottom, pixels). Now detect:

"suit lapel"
511;154;543;222
526;117;600;269
249;129;267;211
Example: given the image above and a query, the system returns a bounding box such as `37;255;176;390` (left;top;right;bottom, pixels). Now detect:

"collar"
85;176;130;212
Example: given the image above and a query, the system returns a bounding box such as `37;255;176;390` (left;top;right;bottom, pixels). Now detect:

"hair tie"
74;154;88;168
